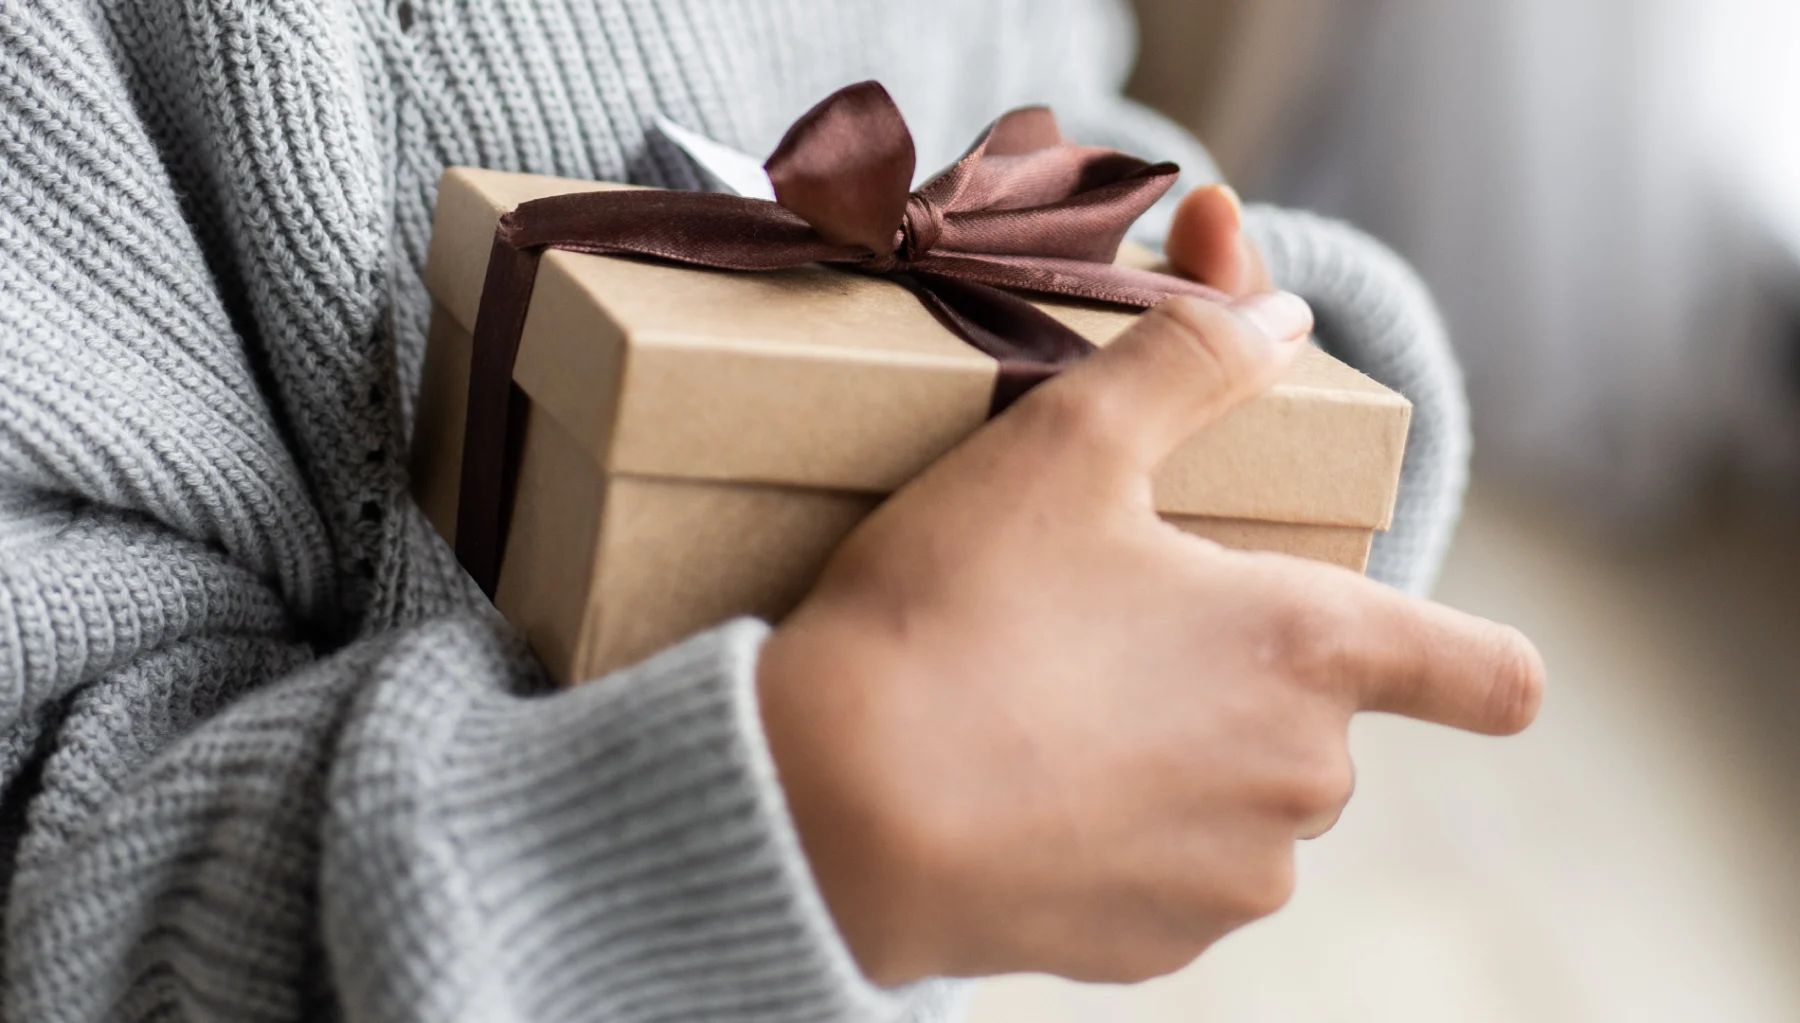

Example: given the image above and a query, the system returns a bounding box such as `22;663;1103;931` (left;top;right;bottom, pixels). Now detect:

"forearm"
3;584;960;1022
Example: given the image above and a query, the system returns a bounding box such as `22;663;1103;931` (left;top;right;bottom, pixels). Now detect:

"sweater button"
395;0;414;31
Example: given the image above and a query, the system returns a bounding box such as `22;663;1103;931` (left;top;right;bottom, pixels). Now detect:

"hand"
756;184;1545;986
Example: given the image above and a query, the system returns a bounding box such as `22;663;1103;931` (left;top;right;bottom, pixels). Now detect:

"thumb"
1009;292;1313;475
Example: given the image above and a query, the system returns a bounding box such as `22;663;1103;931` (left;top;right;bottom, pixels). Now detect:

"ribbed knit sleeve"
0;2;974;1019
3;605;955;1022
324;617;962;1022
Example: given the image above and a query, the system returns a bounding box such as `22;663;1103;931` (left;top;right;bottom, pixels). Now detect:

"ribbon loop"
765;81;915;253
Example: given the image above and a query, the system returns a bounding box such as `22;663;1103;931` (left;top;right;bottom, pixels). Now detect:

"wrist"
755;614;943;987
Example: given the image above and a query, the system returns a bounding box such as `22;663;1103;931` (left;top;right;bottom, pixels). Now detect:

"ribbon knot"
454;80;1230;596
863;195;944;272
896;194;944;265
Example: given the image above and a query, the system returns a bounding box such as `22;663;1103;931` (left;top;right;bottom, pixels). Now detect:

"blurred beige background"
1125;0;1341;186
974;1;1800;1019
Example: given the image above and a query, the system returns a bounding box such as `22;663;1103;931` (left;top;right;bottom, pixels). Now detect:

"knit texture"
0;0;1465;1020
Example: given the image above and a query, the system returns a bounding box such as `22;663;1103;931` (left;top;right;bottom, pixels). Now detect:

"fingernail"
1233;291;1313;344
1216;183;1244;228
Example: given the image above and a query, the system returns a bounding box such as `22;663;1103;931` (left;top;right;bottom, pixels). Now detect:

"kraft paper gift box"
411;167;1412;685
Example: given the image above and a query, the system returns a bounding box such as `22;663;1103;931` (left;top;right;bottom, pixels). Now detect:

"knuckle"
1016;376;1133;455
1290;753;1357;820
1261;591;1353;684
1145;296;1266;395
1232;854;1298;921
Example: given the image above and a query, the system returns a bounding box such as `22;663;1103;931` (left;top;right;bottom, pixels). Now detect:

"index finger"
1253;556;1546;735
1166;185;1275;298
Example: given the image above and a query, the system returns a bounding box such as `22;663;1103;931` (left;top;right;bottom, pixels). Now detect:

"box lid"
425;168;1411;529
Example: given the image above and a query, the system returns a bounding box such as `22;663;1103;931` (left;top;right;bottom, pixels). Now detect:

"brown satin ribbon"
456;81;1229;596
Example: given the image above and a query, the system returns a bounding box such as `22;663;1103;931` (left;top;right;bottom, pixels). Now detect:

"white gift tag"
656;113;936;198
653;116;777;201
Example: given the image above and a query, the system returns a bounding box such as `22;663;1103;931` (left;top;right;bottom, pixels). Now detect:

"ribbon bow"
458;81;1227;595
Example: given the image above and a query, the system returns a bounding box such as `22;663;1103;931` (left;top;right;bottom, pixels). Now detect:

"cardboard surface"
414;168;1413;682
416;305;1387;682
426;167;1411;529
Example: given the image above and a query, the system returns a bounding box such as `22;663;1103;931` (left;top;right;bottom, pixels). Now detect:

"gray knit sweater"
0;1;1466;1020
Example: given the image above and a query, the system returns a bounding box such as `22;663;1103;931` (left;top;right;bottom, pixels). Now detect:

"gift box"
410;165;1411;684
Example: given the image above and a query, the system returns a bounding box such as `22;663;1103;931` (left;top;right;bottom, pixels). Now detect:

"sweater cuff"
1241;204;1470;595
325;617;934;1022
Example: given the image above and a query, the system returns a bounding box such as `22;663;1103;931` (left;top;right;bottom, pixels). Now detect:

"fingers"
1251;556;1547;736
1166;184;1274;298
1361;597;1545;735
1007;291;1313;475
